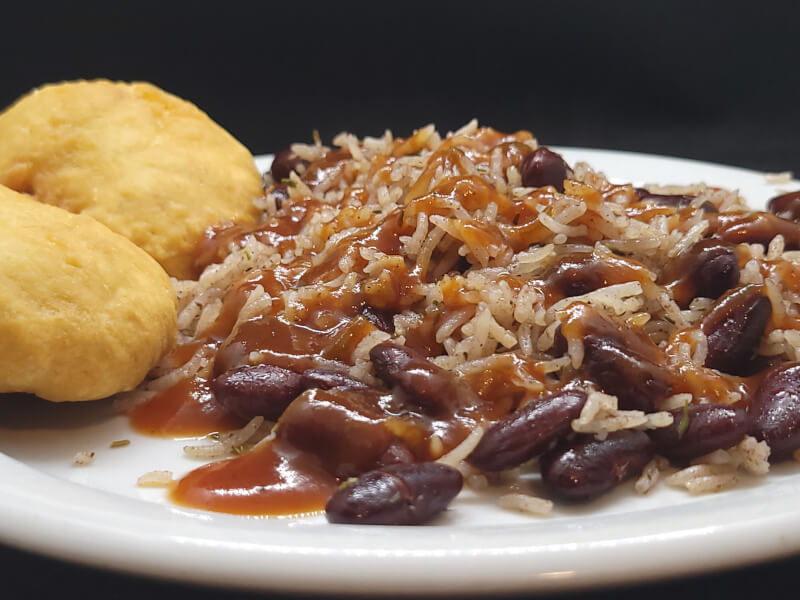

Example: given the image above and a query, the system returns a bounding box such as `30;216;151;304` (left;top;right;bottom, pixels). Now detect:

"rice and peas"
124;120;800;521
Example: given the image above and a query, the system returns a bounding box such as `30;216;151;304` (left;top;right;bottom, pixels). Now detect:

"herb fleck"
338;477;358;490
677;400;691;440
110;439;130;448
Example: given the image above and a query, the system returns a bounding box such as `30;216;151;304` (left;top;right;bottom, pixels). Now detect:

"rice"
125;121;800;519
666;464;739;495
498;493;553;517
183;416;270;460
72;450;95;466
635;456;670;495
137;470;174;488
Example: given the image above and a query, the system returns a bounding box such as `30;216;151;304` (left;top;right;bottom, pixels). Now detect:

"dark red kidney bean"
378;440;416;467
212;363;304;421
634;189;717;213
739;353;785;377
325;462;463;525
546;253;609;299
369;342;475;415
767;190;800;222
551;325;567;356
581;334;672;412
750;362;800;460
701;285;771;375
659;239;739;307
695;251;739;300
520;147;570;192
277;387;395;477
709;212;800;249
270;148;310;182
300;369;368;391
698;201;718;213
468;388;587;471
359;304;395;333
648;403;751;461
370;342;421;384
540;430;654;501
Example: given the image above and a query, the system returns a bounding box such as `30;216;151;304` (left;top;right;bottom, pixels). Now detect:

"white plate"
1;148;799;595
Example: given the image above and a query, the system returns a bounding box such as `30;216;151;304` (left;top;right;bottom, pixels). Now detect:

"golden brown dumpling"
0;185;177;401
0;80;262;279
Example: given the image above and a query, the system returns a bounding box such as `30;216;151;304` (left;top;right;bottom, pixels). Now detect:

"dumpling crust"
0;80;262;279
0;185;177;402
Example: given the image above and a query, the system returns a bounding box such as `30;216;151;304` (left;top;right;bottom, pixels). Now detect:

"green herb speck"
338;477;358;491
677;400;691;440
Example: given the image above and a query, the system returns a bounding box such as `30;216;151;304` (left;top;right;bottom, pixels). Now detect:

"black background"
1;1;799;598
2;1;798;173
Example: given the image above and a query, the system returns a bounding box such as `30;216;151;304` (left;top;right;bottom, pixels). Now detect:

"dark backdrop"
2;2;800;599
1;1;798;173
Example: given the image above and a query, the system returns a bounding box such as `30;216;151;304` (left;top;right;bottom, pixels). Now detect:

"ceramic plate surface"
1;149;799;595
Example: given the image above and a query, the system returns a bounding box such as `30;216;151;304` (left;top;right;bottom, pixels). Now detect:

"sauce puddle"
170;439;337;516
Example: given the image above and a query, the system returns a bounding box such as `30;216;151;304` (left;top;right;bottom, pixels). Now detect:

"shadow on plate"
0;393;119;430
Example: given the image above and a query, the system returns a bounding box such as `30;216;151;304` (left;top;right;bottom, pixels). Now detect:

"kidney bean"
750;362;800;460
709;212;800;249
551;325;567;356
359;303;395;333
540;430;654;501
468;388;587;471
300;369;368;391
213;363;304;421
369;342;478;415
278;387;395;477
767;190;800;222
634;189;718;213
695;251;740;300
325;462;463;525
701;285;771;375
659;240;739;307
378;440;416;467
582;334;672;412
546;253;612;299
520;147;571;192
270;148;310;182
648;403;751;461
370;342;424;386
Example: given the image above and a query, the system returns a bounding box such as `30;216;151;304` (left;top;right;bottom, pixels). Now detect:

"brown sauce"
191;199;320;276
170;438;337;516
130;377;243;437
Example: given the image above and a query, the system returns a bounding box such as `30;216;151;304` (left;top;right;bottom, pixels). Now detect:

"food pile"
2;81;800;525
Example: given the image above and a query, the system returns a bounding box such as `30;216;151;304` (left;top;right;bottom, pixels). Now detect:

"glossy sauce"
171;439;337;516
130;377;243;437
